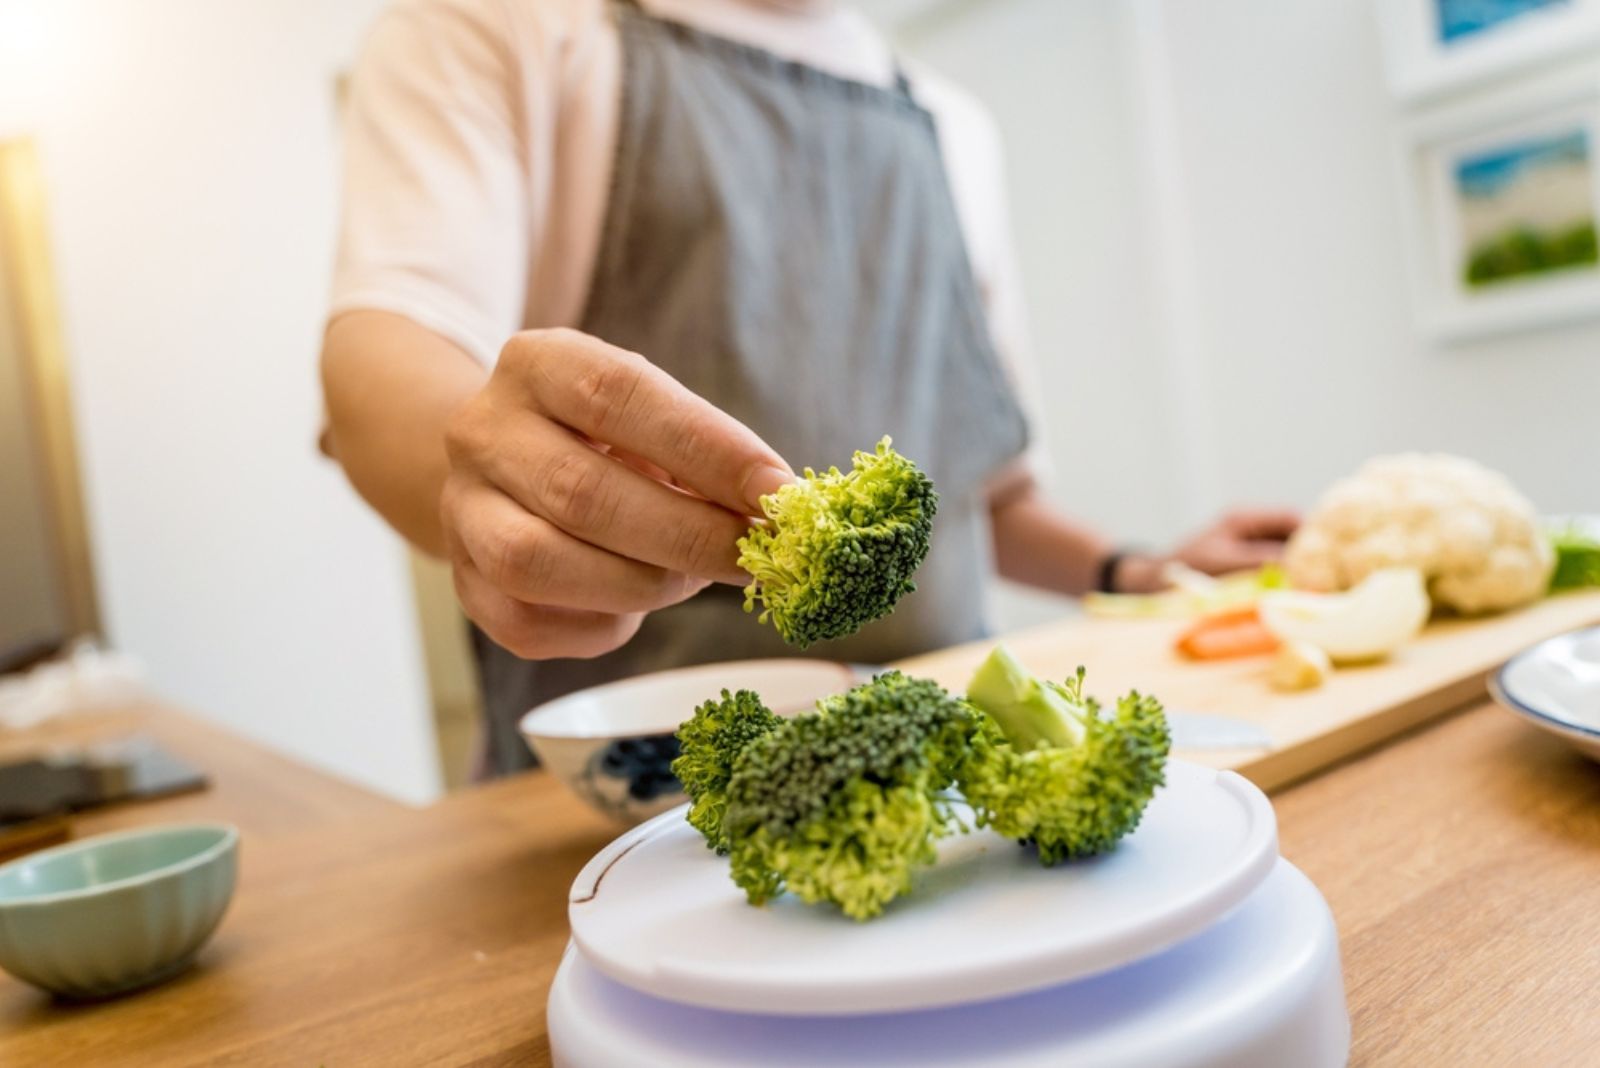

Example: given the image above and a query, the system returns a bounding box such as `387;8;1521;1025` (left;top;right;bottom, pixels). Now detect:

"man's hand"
441;329;793;659
1114;509;1300;593
1170;508;1300;574
987;478;1299;598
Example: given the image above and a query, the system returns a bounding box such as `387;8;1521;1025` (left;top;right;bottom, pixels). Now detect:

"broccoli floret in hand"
672;689;784;853
721;672;978;921
737;437;937;648
961;647;1170;865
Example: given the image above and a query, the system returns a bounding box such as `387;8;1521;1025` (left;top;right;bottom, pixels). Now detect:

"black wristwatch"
1095;549;1141;594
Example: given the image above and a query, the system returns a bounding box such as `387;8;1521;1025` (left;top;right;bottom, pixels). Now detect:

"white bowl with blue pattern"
520;659;863;825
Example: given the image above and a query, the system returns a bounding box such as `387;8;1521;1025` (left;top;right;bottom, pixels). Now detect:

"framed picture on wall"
1399;63;1600;339
1376;0;1600;102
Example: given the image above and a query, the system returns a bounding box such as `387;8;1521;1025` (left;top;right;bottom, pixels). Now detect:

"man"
321;0;1295;774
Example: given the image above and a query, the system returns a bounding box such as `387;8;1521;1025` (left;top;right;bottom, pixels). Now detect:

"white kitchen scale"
548;761;1350;1067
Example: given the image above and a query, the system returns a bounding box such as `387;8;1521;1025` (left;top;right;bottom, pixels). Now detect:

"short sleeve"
328;0;534;364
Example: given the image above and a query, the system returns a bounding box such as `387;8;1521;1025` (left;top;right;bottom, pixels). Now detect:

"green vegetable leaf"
1549;526;1600;592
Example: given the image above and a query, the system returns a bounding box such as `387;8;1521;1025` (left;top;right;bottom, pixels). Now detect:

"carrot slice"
1188;605;1261;628
1175;605;1281;660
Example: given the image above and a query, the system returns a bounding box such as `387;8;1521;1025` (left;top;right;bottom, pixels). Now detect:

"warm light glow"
0;4;64;132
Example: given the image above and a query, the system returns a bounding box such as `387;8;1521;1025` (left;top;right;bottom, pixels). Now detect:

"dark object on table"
0;638;64;678
0;736;206;823
0;813;70;863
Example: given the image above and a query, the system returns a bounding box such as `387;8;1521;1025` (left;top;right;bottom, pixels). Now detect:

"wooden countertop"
0;705;405;841
4;695;1599;1065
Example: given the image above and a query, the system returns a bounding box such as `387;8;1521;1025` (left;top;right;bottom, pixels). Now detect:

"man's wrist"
1106;552;1168;595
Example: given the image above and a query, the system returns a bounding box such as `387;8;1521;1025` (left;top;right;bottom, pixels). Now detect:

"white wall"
1155;0;1600;517
881;0;1598;619
0;0;443;803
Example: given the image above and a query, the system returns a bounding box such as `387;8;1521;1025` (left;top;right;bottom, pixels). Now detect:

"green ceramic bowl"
0;823;238;999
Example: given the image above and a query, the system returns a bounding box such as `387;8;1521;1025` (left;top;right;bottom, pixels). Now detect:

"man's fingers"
605;445;674;484
451;485;713;613
502;329;792;515
451;558;645;660
1226;508;1301;541
1227;540;1289;567
475;418;754;584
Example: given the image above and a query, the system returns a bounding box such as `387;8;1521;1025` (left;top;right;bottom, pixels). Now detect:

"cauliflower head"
1285;453;1553;615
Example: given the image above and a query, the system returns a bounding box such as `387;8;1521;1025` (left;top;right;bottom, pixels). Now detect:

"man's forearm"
989;483;1168;596
989;482;1112;596
320;310;487;556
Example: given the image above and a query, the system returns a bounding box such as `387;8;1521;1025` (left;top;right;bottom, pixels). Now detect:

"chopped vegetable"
720;672;977;920
672;689;784;854
1269;640;1331;692
737;437;937;648
1084;563;1288;620
961;648;1170;866
1549;525;1600;591
966;644;1085;750
1259;567;1430;664
1175;605;1281;660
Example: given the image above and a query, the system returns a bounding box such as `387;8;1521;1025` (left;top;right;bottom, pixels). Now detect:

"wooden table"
0;705;404;841
3;698;1598;1066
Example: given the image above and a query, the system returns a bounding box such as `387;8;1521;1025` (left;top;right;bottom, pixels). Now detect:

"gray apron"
475;0;1029;774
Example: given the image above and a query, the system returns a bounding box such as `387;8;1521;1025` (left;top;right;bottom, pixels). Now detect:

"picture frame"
1397;62;1600;340
1375;0;1600;103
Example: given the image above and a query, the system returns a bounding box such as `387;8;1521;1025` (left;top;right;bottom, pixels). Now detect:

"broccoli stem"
965;646;1086;752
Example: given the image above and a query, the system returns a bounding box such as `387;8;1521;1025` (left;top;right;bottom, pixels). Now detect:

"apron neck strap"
615;0;917;102
892;63;913;100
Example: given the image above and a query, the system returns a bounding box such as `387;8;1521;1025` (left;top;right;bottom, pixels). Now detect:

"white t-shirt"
329;0;1044;479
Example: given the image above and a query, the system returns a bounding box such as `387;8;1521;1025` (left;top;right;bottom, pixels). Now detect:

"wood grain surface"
0;704;404;839
898;589;1600;789
1277;705;1600;1067
3;694;1598;1064
0;768;616;1067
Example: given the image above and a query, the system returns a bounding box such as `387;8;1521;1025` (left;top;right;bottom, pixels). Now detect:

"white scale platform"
549;762;1350;1067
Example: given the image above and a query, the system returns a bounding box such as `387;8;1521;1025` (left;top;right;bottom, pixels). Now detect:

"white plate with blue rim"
1490;625;1600;761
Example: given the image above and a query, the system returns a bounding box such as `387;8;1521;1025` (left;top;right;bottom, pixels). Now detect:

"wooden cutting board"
893;590;1600;792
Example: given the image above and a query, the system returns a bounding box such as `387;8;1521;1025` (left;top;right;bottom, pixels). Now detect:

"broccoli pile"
736;437;937;648
672;652;1170;920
